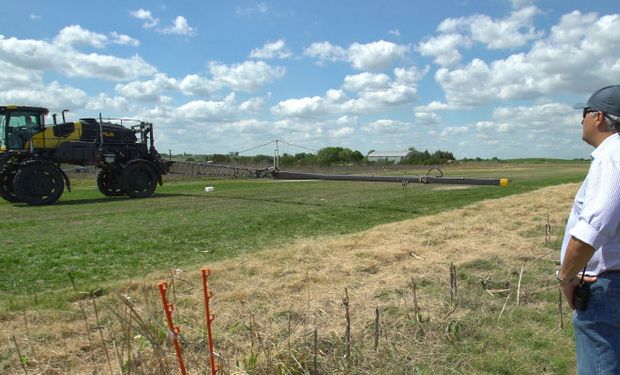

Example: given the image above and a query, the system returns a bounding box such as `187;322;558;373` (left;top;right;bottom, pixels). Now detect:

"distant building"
367;150;412;164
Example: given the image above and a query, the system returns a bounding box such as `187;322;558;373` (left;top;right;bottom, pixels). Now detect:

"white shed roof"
367;151;411;157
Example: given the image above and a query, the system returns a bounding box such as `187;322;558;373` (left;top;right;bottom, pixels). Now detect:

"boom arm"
271;169;509;186
168;162;510;186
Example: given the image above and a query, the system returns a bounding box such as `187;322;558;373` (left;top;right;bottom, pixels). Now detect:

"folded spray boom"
169;162;510;187
271;169;509;186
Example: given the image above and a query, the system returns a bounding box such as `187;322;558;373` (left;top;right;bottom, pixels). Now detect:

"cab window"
9;111;42;130
4;111;43;150
0;114;6;149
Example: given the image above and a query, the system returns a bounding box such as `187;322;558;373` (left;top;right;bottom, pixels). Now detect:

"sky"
1;0;620;159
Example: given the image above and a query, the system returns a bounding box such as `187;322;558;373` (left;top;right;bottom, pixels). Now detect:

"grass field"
0;162;586;308
0;161;589;374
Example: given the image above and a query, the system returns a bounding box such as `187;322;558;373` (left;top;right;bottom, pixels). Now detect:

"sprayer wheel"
97;168;124;196
0;166;21;203
13;164;64;205
121;161;157;198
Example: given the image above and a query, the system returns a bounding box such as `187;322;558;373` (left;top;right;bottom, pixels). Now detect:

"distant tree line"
403;148;455;165
175;146;456;167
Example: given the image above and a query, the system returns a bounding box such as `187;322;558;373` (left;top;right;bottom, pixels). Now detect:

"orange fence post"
201;268;219;375
158;281;187;375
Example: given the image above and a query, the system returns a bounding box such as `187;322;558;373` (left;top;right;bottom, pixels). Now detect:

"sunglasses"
582;108;599;119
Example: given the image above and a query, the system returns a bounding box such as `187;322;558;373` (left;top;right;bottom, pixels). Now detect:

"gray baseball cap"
574;85;620;116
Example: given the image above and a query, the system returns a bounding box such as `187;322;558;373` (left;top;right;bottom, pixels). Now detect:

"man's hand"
561;275;598;310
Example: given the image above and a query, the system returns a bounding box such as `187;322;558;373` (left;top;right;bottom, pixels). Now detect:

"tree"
316;147;364;166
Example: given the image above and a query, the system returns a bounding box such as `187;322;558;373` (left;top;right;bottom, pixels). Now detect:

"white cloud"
209;61;285;92
329;126;354;138
0;59;42;90
0;28;157;82
178;74;218;96
325;89;347;103
440;126;468;137
0;81;88;111
394;66;428;84
54;25;107;49
271;96;327;117
437;6;542;50
130;9;194;36
469;102;584;155
362;119;412;135
85;93;130;113
239;97;265;112
161;16;196;36
343;72;391;92
417;33;469;66
415;101;455;112
414;111;441;125
66;53;157;81
347;83;416;108
272;66;422;118
130;9;159;28
110;32;140;47
304;40;409;70
115;73;178;102
250;40;293;60
434;11;620;107
336;115;358;126
303;41;347;65
177;93;243;121
419;6;542;67
235;2;268;17
348;40;410;70
470;6;543;49
114;60;285;102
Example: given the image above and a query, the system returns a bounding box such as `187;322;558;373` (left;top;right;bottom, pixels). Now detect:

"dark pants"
573;273;620;374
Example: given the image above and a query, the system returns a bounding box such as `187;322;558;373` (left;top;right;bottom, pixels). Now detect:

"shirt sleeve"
570;156;620;249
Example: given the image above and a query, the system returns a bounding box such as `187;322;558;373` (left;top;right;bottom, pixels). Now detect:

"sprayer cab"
0;106;48;152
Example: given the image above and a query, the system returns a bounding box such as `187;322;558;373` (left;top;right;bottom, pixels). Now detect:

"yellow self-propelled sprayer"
0;106;169;205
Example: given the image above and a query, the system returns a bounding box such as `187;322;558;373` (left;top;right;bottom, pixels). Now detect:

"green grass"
0;162;586;374
0;162;587;310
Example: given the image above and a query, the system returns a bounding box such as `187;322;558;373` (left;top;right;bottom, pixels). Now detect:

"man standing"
559;85;620;374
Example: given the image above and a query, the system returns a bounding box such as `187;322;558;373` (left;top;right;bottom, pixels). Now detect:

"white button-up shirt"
561;134;620;276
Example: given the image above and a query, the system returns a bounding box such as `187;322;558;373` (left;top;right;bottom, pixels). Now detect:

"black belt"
599;270;620;276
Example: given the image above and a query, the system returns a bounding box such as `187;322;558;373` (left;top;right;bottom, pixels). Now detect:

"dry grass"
2;183;577;374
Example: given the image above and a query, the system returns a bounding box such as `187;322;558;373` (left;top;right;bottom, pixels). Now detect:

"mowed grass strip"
0;162;587;309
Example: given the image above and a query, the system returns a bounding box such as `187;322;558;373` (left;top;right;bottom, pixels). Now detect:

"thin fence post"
374;306;380;352
158;281;187;375
558;288;564;329
313;327;318;375
201;268;219;375
449;263;457;303
342;288;351;361
516;265;524;306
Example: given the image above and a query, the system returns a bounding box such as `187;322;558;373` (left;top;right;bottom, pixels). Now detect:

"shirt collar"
592;133;620;160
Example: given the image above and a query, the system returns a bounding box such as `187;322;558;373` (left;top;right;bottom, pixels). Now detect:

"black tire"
0;166;21;203
13;164;65;205
97;168;124;196
121;161;157;198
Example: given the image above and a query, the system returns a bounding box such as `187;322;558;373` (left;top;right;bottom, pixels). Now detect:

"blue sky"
1;0;619;159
